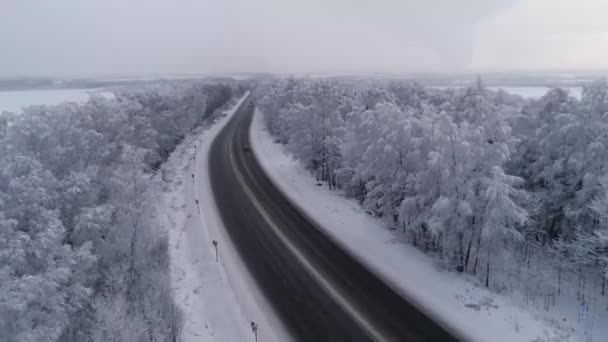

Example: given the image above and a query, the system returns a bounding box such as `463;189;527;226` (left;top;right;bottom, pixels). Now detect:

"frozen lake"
0;88;112;114
488;86;582;99
434;85;583;99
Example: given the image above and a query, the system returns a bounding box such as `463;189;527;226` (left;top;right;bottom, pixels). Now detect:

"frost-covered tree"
0;79;239;342
255;77;608;309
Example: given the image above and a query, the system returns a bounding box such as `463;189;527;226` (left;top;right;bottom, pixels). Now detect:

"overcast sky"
1;0;607;78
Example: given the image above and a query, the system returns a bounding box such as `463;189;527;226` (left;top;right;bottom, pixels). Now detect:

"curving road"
208;95;462;342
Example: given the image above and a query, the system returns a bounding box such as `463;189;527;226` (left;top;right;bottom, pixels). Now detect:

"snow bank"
250;108;575;342
162;94;289;342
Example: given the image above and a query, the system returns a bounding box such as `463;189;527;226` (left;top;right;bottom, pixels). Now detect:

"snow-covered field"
0;88;112;113
488;86;582;99
433;86;583;99
250;108;577;342
160;94;289;342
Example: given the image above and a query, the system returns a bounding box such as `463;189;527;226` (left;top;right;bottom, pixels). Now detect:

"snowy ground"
160;94;289;342
0;88;112;113
486;86;582;99
250;108;578;342
431;86;583;99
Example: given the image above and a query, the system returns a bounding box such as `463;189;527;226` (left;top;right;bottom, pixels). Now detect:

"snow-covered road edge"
162;94;289;342
249;108;574;342
192;93;290;342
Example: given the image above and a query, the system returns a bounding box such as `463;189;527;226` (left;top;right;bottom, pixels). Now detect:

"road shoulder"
161;93;287;342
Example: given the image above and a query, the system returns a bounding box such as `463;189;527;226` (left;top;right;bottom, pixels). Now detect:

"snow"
488;86;582;100
0;88;113;113
250;108;576;342
161;93;290;342
432;86;583;99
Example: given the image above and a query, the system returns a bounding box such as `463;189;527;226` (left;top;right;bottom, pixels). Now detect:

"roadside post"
212;240;218;262
250;321;258;342
195;199;200;214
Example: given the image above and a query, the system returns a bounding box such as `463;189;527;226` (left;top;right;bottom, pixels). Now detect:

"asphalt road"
209;95;462;342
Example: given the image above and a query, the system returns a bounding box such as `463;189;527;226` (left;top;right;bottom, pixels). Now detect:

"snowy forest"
255;78;608;330
0;80;241;342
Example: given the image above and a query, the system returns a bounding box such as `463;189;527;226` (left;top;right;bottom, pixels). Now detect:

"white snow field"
432;86;583;99
0;88;112;113
250;108;577;342
487;86;582;99
161;93;290;342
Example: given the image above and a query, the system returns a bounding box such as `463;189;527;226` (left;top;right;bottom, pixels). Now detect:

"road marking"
227;129;389;342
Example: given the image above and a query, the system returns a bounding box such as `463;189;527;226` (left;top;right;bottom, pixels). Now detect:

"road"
208;95;462;342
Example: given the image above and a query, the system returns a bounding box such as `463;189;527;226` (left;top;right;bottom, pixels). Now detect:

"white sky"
472;0;608;71
0;0;607;77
